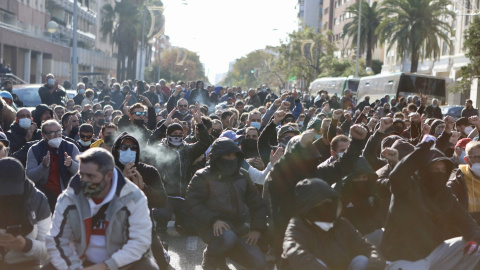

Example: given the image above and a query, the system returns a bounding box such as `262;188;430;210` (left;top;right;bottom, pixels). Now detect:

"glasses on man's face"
80;134;93;139
178;104;188;108
119;145;139;151
134;112;146;116
45;130;62;137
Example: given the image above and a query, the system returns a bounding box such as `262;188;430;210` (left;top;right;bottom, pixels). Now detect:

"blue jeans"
204;229;266;270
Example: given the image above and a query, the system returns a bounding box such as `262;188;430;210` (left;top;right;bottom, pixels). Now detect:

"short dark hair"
407;103;417;112
76;148;114;174
201;116;212;130
86;89;94;98
61;111;78;126
331;135;350;152
221;110;233;120
79;123;94;134
101;123;118;135
129;103;146;115
2;80;12;87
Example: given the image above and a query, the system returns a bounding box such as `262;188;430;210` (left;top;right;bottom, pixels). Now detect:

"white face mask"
464;126;474;136
335;151;344;159
79;140;91;147
48;137;62;148
314;221;334;231
250;122;261;130
19;118;32;129
119;149;136;165
471;163;480;177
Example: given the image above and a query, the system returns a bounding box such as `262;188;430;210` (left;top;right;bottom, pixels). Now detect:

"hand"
165;108;177;126
421;122;431;135
444;115;455;133
292;89;298;100
273;110;286;125
174;86;182;96
43;151;50;168
273;98;282;107
332;109;343;120
321;119;331;131
193;102;203;124
141;96;152;107
449;131;461;145
270;147;284;164
299;130;315;148
469;116;480;128
463;241;480;256
381;147;399;164
280;93;289;100
130;168;145;189
0;233;26;251
344;112;352;122
25;122;37;141
213;220;230;237
350;124;368;140
243;231;261;246
280;101;291;111
125;94;132;103
367;118;378;130
83;263;108;270
410;112;421;123
64;152;72;167
122;162;135;178
378;117;393;133
362;106;371;115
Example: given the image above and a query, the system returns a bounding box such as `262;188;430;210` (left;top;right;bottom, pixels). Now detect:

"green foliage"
342;0;381;67
145;48;206;83
455;17;480;93
376;0;454;73
371;60;383;75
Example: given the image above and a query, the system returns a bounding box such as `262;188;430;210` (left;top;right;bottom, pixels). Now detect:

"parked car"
441;105;464;119
12;84;75;111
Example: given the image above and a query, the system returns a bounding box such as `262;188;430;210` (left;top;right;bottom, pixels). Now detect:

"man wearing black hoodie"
33;104;53;128
383;141;480;269
187;137;268;270
188;81;209;106
282;178;385;270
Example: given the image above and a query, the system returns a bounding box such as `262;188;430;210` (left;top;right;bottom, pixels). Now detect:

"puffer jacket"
150;122;210;198
282;178;384;270
186;138;267;237
334;157;382;235
46;168;152;270
1;180;51;265
112;132;167;209
6;122;42;153
382;141;480;262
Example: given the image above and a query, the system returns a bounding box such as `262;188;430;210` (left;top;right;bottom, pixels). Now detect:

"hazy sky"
162;0;298;83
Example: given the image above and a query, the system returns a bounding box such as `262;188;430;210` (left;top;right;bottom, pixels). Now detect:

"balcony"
47;0;96;25
57;24;96;48
76;48;117;70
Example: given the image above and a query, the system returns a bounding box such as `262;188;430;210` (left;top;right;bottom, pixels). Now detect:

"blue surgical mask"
155;108;160;114
119;149;136;165
459;150;466;164
314;133;322;140
79;89;85;94
47;78;55;85
250;122;261;130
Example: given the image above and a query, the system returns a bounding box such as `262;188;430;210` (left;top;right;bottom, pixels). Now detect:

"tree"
376;0;454;73
145;48;207;83
342;0;381;67
220;50;278;88
456;17;480;93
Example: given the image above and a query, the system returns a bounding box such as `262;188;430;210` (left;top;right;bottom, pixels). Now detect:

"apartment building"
297;0;323;33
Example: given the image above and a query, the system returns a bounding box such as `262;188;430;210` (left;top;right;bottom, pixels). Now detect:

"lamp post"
355;0;362;78
139;4;147;81
46;21;58;41
72;0;79;86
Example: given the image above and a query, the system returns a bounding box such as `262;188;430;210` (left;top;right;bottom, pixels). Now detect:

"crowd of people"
1;73;480;270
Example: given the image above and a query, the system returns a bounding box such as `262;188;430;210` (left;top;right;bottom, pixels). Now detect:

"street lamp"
46;21;58;41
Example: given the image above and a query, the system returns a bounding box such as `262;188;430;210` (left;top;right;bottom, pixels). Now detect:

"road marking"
186;236;198;250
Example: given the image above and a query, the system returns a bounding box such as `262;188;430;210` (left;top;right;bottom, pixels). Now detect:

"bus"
356;73;446;105
309;77;360;97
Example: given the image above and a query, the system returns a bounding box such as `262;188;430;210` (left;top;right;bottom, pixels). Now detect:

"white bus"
309;77;360;97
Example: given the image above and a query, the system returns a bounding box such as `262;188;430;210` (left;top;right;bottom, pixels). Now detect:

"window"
335;1;338;8
324;7;329;14
334;18;338;25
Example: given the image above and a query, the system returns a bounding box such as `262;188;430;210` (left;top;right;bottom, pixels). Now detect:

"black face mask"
97;119;105;126
133;119;144;127
307;200;338;223
215;157;238;177
103;135;114;146
211;129;222;138
420;171;449;195
0;194;33;236
71;127;79;136
241;139;258;157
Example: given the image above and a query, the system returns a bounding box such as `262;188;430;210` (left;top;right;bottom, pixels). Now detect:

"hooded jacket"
38;84;66;106
188;81;210;106
151;122;210;198
334;157;382;235
282;178;384;270
112;132;167;209
382;141;480;261
6;121;42;153
46;168;152;270
448;166;480;224
186;138;267;237
33;104;53;128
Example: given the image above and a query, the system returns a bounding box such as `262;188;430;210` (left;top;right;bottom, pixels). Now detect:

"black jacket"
282;178;384;270
382;141;480;261
448;167;480;224
33;104;53;128
186;138;267;237
73;94;84;106
6;122;42;153
38;84;66;106
188;88;210;106
112;132;167;209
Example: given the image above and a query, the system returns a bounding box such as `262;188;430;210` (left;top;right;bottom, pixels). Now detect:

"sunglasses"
119;145;139;151
178;105;188;108
134;112;146;116
80;134;93;139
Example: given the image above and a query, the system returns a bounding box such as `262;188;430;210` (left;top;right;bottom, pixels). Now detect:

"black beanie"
167;123;183;135
0;157;25;196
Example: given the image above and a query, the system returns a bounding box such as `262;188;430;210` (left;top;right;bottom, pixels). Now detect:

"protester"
77;124;96;152
44;148;158;270
38;74;67;106
462;99;479;118
7;108;41;153
60;111;80;140
0;158;51;270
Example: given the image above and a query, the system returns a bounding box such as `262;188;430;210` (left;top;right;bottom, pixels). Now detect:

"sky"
161;0;299;84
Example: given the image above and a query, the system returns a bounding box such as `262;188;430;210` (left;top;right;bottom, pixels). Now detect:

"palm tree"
342;0;381;68
101;0;143;80
376;0;454;73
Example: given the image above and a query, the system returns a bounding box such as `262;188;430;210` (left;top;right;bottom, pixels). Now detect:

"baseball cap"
220;130;243;141
0;91;13;100
0;131;9;147
278;125;301;138
456;138;472;149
